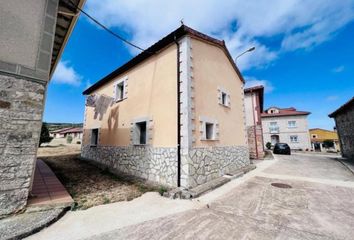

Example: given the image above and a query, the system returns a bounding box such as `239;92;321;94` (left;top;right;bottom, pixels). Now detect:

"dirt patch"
37;146;167;210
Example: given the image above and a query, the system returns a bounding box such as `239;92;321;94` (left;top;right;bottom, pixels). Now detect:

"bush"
67;135;73;144
39;123;53;146
266;142;272;150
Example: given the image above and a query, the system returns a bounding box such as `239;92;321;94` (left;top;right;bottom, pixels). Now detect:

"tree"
39;123;53;147
323;139;334;149
266;142;272;150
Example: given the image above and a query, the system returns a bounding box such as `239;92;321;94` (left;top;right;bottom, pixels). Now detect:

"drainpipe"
174;35;181;187
250;90;259;159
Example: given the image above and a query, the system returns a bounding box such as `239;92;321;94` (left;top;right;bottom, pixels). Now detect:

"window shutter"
217;88;221;104
227;94;231;107
123;79;128;99
113;83;117;101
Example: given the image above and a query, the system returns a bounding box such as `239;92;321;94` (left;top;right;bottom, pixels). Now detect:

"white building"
261;107;311;150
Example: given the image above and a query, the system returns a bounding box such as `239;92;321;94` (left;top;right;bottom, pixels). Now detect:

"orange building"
309;128;340;152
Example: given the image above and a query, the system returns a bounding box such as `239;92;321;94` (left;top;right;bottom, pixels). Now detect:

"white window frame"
288;120;297;128
130;117;152;146
290;135;298;143
199;116;219;141
113;76;128;102
217;87;230;108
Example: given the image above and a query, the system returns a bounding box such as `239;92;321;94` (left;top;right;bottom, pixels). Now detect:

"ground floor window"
290;135;298;143
205;122;215;140
134;121;147;145
91;128;99;146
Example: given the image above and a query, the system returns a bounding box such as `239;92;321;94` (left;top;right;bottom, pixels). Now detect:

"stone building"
329;97;354;160
261;107;311;150
244;85;265;159
0;0;84;217
81;25;250;189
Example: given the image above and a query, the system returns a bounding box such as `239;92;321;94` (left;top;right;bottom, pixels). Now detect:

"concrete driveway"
28;153;354;240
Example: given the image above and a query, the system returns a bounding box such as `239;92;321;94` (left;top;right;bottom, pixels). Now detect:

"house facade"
261;107;311;150
0;0;84;217
81;25;249;189
309;128;340;152
244;86;264;159
329;97;354;160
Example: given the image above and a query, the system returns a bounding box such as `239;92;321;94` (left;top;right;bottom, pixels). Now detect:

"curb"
337;158;354;176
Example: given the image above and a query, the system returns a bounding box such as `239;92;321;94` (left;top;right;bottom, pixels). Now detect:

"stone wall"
181;146;249;188
247;125;264;159
81;145;178;186
0;74;45;217
335;105;354;160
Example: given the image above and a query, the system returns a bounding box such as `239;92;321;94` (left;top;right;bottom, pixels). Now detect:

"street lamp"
235;47;255;63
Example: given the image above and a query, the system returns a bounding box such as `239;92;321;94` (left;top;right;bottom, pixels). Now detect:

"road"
28;153;354;240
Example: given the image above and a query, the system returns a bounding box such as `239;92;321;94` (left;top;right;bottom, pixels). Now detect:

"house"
309;128;340;152
261;107;311;150
329;97;354;160
0;0;84;217
81;25;250;188
244;85;265;159
50;127;83;139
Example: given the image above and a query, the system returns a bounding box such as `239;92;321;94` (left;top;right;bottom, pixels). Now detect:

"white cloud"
85;0;354;70
326;95;338;101
52;61;82;86
332;66;345;73
244;77;274;93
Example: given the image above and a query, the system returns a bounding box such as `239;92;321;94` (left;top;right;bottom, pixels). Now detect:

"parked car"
273;143;291;155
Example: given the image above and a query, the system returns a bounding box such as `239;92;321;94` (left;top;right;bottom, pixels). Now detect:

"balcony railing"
269;126;279;133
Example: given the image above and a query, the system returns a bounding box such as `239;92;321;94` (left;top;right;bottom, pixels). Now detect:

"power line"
63;0;147;52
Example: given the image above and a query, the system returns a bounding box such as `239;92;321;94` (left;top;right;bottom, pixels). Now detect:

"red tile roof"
329;97;354;118
261;107;310;118
59;127;83;134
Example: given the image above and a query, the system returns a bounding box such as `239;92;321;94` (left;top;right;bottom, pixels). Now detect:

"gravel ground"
37;144;165;210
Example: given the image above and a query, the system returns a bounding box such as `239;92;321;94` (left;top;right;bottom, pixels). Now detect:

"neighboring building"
0;0;84;216
244;85;264;159
261;107;311;150
50;127;83;139
309;128;340;152
81;25;249;189
329;97;354;160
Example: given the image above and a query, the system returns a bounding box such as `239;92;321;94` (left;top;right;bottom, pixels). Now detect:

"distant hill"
44;122;83;131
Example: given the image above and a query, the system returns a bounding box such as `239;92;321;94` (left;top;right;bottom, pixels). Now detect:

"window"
114;77;128;101
312;134;317;138
91;128;99;146
288;121;296;128
205;122;215;140
134;121;147;145
221;92;227;105
290;135;298;143
218;87;230;107
270;122;277;126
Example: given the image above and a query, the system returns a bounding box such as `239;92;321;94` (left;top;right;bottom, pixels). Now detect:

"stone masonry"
82;145;178;186
0;75;45;216
247;125;264;159
181;146;249;188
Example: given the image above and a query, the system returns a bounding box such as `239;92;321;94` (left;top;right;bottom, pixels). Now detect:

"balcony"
269;126;279;133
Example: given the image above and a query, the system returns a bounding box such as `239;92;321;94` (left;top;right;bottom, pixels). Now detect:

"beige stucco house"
262;107;311;150
244;85;265;159
81;25;250;189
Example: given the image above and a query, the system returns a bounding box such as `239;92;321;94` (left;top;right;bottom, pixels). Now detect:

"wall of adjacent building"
334;105;354;159
0;0;58;217
262;115;311;150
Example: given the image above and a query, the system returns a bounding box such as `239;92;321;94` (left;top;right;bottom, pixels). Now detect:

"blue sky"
44;0;354;130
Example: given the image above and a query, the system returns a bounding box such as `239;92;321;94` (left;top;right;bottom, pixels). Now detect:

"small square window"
288;121;296;128
205;122;215;140
135;121;147;145
116;82;124;101
91;128;99;146
290;135;298;143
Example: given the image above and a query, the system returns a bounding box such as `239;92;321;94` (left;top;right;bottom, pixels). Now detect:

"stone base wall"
81;145;178;186
0;74;45;217
247;125;265;159
181;146;249;188
335;105;354;160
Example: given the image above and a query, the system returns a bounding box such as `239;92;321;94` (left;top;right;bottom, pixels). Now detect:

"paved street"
28;153;354;240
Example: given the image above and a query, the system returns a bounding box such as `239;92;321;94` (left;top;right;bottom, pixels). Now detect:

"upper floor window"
312;134;317;139
114;76;128;102
288;121;296;128
290;135;298;143
218;87;230;107
270;122;277;126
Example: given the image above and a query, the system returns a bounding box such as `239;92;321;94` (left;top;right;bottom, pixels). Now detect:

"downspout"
174;35;181;187
250;90;259;159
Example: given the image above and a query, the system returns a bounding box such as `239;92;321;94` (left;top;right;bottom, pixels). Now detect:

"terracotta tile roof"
50;127;74;133
59;127;83;134
261;107;310;118
83;25;244;95
328;97;354;118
